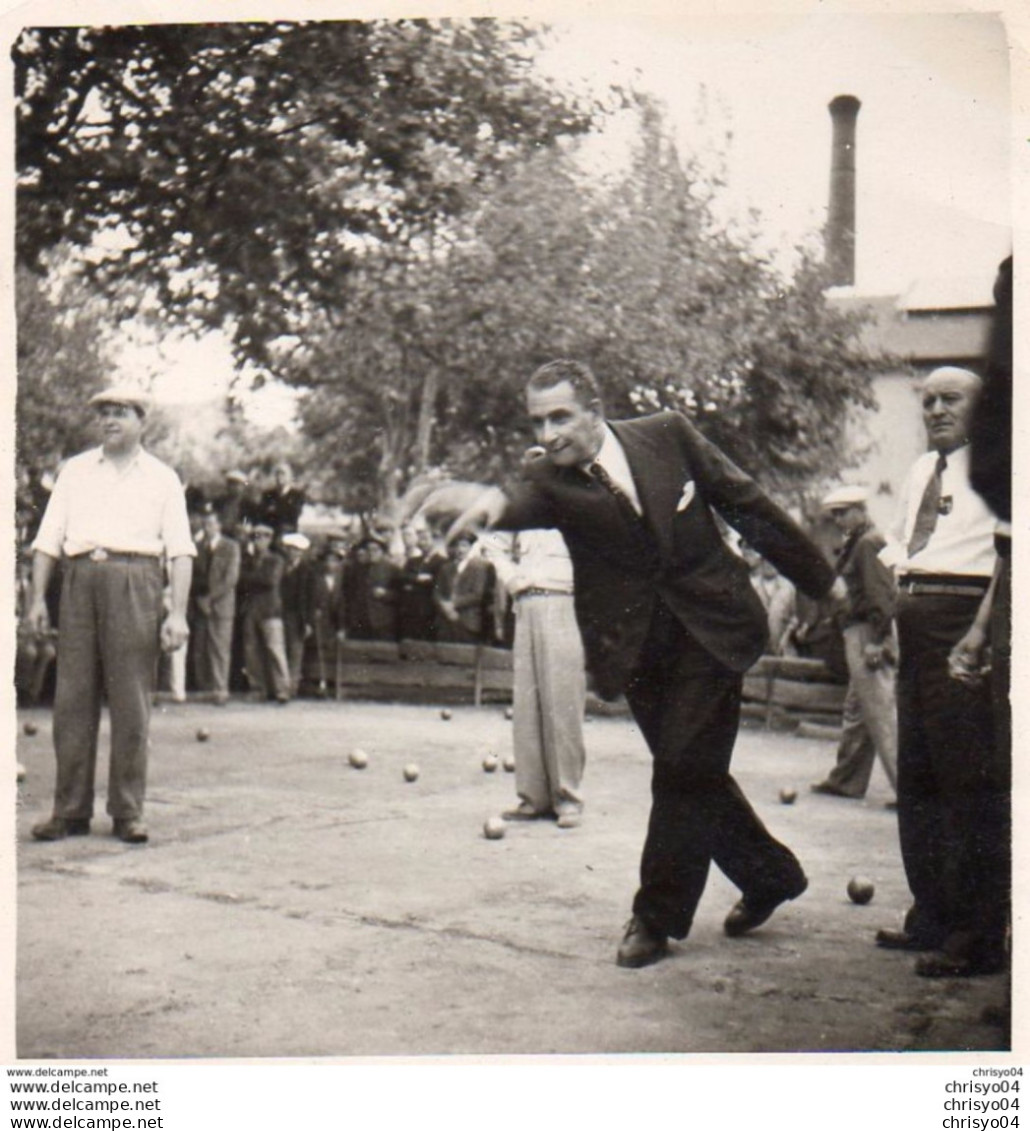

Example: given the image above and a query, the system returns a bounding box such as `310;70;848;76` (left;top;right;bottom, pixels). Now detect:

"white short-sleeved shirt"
482;529;575;596
33;446;196;560
880;445;996;578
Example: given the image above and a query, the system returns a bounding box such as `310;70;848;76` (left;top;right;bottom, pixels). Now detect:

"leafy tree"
15;261;110;476
292;99;883;511
15;19;592;369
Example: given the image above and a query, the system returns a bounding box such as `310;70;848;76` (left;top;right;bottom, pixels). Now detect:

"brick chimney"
826;95;861;286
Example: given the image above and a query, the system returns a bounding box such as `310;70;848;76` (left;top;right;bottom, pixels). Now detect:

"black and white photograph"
3;0;1023;1112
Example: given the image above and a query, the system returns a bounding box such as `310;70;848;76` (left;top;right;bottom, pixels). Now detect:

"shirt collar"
592;424;624;471
96;444;144;471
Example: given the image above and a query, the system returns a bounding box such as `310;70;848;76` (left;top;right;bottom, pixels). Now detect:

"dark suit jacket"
498;411;834;697
204;536;241;620
240;548;284;620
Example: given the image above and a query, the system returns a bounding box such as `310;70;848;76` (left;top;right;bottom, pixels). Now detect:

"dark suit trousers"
896;592;1009;962
625;601;804;939
52;556;164;821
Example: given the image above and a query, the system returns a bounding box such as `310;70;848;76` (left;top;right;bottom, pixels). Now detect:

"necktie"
907;453;947;557
589;460;640;522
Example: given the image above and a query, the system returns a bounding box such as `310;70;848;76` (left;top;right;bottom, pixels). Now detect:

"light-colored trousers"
825;621;899;797
242;611;291;700
52;556;163;821
195;611;235;695
511;594;587;812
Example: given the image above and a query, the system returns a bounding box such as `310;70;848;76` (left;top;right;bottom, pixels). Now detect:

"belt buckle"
89;548;108;562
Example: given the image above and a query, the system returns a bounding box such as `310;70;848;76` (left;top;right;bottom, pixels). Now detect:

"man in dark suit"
451;360;841;967
193;508;241;705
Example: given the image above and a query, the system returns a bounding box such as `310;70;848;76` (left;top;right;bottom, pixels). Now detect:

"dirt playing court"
13;698;1010;1059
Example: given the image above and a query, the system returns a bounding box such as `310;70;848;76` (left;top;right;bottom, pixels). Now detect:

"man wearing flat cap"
810;485;898;804
239;523;291;703
280;531;313;695
25;384;195;844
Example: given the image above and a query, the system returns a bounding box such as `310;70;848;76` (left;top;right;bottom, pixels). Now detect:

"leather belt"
516;587;574;600
72;549;160;563
898;574;989;597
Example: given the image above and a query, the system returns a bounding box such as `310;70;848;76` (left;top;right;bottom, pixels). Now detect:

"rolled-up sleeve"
160;474;197;559
31;475;69;559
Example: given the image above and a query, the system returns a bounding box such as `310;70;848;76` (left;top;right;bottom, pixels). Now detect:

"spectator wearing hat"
364;536;402;641
433;532;495;644
280;531;313;694
215;469;254;539
239;523;291;703
308;540;347;693
24;384;195;844
192;507;241;704
397;525;442;641
810;485;898;804
259;461;306;540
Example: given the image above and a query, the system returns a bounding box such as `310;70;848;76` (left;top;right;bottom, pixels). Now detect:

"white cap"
281;532;310;551
822;484;869;510
88;384;152;416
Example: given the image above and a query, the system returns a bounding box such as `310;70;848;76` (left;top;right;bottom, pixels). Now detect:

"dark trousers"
895;592;1009;962
625;601;805;939
52;556;163;821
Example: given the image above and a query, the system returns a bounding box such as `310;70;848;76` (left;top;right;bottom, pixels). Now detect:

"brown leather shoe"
31;816;90;841
724;876;808;937
616;916;669;968
112;819;149;844
874;928;937;952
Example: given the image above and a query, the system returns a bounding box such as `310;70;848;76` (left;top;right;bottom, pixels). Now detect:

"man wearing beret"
450;360;843;968
810;485;898;804
25;385;195;844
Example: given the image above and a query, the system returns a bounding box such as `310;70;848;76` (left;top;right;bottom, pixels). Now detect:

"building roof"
827;287;992;366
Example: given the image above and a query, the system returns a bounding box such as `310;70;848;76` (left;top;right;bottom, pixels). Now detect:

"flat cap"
251;523;275;536
225;469;248;484
822;484;869;510
281;532;310;551
88;384;151;416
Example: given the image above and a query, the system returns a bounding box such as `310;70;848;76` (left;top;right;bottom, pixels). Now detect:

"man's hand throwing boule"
445;486;509;546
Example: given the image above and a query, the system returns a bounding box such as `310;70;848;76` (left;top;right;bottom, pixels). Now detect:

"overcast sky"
540;9;1013;300
85;4;1018;411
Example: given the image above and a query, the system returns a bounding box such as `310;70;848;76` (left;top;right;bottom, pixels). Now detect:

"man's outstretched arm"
444;487;511;545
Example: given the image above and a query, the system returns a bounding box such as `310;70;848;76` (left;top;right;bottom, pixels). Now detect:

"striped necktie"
589;460;640;521
907;453;948;557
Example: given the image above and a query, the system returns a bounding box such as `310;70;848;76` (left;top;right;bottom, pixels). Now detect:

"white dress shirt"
33;446;196;560
880;444;996;578
481;529;575;596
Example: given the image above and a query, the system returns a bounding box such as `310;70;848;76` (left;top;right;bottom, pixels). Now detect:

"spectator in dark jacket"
239;524;290;703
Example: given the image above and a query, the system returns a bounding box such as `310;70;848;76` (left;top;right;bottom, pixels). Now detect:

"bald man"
875;367;1007;978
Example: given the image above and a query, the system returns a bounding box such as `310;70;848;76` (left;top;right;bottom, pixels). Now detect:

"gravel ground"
11;698;1011;1060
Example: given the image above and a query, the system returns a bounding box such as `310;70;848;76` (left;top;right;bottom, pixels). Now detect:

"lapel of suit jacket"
608;418;678;561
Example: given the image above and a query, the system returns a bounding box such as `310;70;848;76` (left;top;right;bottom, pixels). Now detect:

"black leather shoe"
875;928;937;952
502;802;553;821
724;876;808;938
31;816;90;841
112;819;149;844
915;951;1006;978
616;916;669;968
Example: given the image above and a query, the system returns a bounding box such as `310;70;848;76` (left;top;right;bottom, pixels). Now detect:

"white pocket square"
676;481;696;512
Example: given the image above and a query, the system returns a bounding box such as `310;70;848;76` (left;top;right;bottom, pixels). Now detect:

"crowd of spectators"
15;458;509;708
